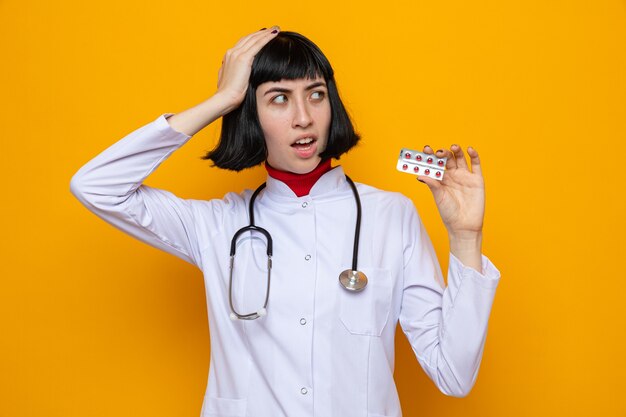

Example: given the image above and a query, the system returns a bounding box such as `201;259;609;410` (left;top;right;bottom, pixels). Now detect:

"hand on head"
216;26;281;114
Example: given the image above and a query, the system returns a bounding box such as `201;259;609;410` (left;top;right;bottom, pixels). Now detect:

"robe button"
300;318;307;325
302;202;308;208
304;254;311;261
301;387;308;395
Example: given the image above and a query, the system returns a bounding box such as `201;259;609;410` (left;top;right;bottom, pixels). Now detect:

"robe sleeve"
399;200;501;397
70;114;224;269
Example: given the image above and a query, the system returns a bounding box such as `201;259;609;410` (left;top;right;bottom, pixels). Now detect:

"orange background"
1;0;625;416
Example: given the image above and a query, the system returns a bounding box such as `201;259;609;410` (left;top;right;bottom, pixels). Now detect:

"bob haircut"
203;31;360;171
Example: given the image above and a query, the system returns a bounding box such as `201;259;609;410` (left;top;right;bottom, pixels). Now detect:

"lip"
291;133;318;145
291;135;318;159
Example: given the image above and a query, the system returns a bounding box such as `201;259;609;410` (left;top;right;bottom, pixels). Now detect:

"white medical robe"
70;114;501;417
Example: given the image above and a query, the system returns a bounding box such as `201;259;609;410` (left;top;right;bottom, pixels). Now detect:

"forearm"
402;244;500;397
167;92;237;136
70;114;191;205
70;114;204;266
448;231;483;273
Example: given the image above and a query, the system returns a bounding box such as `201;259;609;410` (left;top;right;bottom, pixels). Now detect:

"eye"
310;91;325;101
271;94;287;104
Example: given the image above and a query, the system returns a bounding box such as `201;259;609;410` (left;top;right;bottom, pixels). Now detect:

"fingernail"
260;27;267;30
436;149;443;153
424;145;430;148
451;144;458;148
417;179;425;183
271;29;278;34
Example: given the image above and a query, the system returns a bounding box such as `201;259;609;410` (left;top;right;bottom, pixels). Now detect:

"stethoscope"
229;175;368;320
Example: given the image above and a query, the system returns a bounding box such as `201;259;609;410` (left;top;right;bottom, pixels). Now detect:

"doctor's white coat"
70;114;501;417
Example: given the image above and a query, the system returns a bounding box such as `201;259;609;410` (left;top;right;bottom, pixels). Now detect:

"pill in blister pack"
396;149;447;181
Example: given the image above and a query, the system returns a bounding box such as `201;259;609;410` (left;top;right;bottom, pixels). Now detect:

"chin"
272;159;317;174
268;155;322;174
293;159;321;174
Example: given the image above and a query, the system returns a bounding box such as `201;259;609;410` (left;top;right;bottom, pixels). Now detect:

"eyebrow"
263;81;327;96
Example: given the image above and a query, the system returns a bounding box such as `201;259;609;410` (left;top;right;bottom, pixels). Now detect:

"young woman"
71;27;500;417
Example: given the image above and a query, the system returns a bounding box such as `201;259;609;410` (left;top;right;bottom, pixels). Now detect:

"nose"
292;98;313;129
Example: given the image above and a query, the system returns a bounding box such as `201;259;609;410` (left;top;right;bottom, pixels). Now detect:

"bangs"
250;32;333;86
203;31;359;171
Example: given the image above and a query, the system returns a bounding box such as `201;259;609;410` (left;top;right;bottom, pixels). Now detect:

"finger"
467;146;483;176
423;145;435;155
451;144;469;170
219;26;279;82
231;27;271;51
222;26;279;71
240;25;281;55
417;174;442;192
236;25;280;54
435;148;456;170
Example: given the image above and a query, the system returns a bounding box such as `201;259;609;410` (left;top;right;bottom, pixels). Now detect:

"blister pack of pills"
396;148;447;181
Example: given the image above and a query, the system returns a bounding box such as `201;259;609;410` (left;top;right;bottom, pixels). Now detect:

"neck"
265;159;333;197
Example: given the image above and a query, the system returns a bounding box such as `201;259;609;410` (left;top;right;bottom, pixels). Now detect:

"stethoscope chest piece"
339;269;368;292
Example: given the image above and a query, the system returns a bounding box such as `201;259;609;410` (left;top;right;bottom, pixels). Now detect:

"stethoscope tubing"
344;176;362;272
229;174;363;320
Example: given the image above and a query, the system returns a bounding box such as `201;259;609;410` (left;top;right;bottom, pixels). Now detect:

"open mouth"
291;137;317;150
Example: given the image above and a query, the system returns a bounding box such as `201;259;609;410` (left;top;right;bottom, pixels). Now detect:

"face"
256;76;331;174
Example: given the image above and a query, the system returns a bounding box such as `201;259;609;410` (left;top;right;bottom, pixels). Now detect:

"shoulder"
355;182;415;212
353;182;419;234
182;188;253;228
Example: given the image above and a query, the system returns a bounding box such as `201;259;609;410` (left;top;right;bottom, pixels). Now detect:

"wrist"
448;231;483;273
210;91;243;117
448;229;483;243
166;93;241;137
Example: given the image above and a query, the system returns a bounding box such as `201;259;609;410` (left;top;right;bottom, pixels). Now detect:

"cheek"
320;102;331;125
319;107;332;136
259;112;288;137
260;119;289;154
